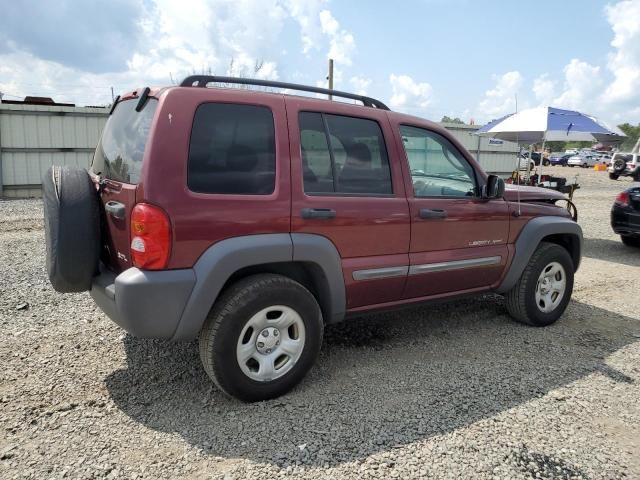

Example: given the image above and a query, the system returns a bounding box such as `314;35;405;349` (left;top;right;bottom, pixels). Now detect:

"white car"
609;152;640;180
567;154;598;168
565;148;579;155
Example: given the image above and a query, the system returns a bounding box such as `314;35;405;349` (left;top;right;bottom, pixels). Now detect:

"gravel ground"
1;167;639;480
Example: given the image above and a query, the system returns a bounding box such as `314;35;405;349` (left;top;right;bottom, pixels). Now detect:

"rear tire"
609;173;619;180
199;274;324;402
505;242;574;327
621;235;640;248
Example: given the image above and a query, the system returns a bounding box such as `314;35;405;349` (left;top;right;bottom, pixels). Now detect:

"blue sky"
1;0;638;125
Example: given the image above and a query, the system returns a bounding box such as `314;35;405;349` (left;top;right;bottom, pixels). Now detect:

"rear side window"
299;112;392;195
93;99;157;184
188;104;276;195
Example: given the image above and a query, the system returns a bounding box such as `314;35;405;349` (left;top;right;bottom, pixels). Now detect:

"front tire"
505;243;574;327
199;274;323;402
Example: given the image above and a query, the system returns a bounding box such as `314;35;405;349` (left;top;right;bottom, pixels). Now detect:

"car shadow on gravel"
582;237;640;267
105;296;639;467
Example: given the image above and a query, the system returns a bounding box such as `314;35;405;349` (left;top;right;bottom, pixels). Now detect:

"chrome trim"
409;256;502;275
352;266;409;281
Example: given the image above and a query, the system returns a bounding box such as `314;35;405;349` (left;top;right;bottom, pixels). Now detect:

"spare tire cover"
43;166;101;293
613;158;626;173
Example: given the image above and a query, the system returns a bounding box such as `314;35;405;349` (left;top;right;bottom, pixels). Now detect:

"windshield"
92;99;158;184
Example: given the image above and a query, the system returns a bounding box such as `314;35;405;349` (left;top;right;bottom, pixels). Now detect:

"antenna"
515;96;521;217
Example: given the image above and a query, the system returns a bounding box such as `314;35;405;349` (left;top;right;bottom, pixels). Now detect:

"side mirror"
484;174;505;199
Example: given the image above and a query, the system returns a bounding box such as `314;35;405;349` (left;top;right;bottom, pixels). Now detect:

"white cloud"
532;74;556;106
350;76;372;95
388;74;433;111
603;0;640;105
0;0;353;106
477;71;523;120
319;10;356;66
552;59;603;111
285;0;328;54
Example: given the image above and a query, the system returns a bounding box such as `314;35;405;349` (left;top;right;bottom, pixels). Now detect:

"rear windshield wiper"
135;87;151;112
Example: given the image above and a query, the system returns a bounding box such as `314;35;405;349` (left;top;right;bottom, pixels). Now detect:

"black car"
611;183;640;247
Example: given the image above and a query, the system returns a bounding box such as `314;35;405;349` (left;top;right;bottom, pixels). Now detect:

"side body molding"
497;216;583;294
171;233;346;340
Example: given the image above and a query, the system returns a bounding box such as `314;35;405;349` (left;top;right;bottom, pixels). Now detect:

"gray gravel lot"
1;167;639;479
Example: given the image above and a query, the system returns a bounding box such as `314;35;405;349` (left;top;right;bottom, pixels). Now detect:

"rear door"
285;99;411;309
91;97;158;272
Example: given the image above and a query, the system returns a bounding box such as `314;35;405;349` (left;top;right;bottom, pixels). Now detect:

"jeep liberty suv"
43;76;583;402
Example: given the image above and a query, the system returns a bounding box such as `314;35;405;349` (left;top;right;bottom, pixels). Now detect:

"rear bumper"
90;266;196;339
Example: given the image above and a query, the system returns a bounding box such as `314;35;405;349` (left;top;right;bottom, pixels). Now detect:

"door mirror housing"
484;174;505;199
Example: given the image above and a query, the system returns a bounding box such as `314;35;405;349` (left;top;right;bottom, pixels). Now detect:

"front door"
286;98;410;309
393;124;510;299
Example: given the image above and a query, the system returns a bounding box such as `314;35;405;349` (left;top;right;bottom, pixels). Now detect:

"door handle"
419;208;447;220
301;208;336;220
105;201;125;220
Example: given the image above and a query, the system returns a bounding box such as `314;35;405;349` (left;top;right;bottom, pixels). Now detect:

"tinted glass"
299;112;392;195
188;104;276;194
92;99;157;184
400;125;476;197
299;112;335;193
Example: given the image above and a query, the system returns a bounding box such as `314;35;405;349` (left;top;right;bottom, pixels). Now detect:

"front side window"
299;112;392;195
400;125;477;197
188;103;276;195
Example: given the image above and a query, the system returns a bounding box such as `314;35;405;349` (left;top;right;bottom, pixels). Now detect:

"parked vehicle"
42;77;583;402
568;154;598;168
549;153;572;166
518;156;536;171
611;183;640;247
608;148;640;181
565;148;579;155
529;152;550;166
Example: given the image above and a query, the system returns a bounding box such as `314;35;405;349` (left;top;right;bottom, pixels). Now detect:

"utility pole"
110;87;115;103
327;58;334;101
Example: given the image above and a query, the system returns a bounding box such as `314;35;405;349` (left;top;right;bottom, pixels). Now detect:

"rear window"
92;99;157;184
187;103;276;195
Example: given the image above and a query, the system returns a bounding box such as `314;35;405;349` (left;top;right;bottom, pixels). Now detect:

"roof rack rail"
179;75;390;111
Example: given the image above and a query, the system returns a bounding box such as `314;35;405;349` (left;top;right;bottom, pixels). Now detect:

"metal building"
0;102;108;198
441;122;521;174
0;103;521;198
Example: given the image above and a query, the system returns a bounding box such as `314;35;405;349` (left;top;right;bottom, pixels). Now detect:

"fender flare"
171;233;346;341
497;217;583;294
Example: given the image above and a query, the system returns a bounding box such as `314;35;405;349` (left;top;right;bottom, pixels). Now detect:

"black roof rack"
179;75;390;111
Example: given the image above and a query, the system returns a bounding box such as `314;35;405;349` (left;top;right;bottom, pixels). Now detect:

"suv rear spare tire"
613;158;626;173
43;166;101;293
504;242;574;326
199;274;324;402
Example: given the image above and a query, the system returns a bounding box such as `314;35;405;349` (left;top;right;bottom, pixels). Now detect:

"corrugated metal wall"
442;123;521;174
0;105;521;198
0;103;108;197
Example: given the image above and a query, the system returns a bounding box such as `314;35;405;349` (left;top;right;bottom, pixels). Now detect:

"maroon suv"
43;76;583;402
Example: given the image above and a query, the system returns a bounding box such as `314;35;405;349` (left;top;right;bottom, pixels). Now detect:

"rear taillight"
130;203;171;269
615;192;630;208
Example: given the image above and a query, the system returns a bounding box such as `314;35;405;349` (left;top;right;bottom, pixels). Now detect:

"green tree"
440;116;465;124
617;123;640;151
